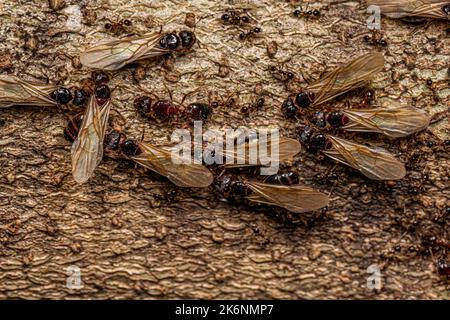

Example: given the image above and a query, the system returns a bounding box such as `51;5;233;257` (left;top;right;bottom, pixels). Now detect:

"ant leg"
299;71;312;86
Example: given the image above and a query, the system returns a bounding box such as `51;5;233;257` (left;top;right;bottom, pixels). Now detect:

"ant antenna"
139;127;146;143
299;71;312;85
181;87;203;105
163;82;173;102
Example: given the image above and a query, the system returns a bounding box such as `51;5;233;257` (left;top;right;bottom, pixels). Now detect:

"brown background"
0;0;449;299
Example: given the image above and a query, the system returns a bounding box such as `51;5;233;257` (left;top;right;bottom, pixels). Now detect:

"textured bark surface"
0;0;449;299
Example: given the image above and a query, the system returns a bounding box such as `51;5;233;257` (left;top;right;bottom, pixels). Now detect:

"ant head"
294;90;315;108
178;30;196;50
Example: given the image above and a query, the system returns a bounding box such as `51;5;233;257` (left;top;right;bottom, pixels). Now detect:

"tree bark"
0;0;448;299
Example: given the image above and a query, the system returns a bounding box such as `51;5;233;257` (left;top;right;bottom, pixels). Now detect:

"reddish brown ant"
133;88;212;125
134;95;180;123
104;18;133;35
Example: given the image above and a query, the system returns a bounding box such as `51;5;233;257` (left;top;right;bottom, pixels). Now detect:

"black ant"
221;10;254;26
269;65;296;83
239;97;265;117
363;31;388;47
293;7;321;18
238;27;262;41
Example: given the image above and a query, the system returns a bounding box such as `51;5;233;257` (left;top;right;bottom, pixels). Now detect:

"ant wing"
245;181;330;213
131;142;213;188
220;137;301;168
80;33;169;71
343;106;430;138
71;96;111;184
367;0;449;20
278;137;302;161
323;135;406;180
0;75;57;108
307;52;385;106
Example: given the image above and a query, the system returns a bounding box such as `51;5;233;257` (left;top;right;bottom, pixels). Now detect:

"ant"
363;31;388;47
104;18;133;35
133;86;212;126
293;7;321;18
238;27;262;41
239;96;265;117
221;10;254;26
268;65;296;83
